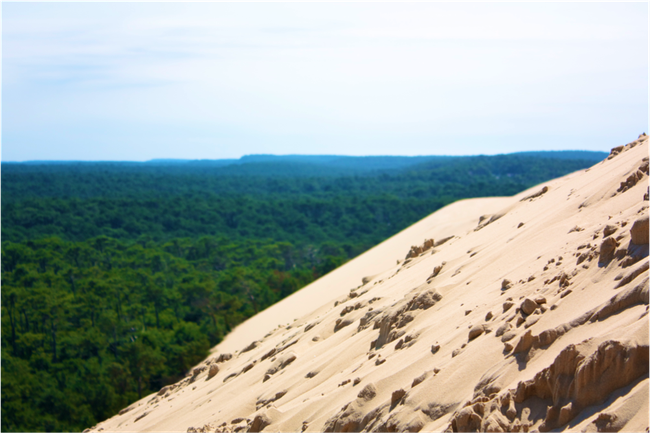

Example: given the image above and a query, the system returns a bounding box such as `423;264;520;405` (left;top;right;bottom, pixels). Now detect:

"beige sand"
91;135;649;433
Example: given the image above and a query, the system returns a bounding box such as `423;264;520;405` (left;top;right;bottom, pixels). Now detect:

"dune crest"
91;135;649;433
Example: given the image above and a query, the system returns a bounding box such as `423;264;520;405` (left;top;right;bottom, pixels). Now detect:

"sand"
90;135;649;433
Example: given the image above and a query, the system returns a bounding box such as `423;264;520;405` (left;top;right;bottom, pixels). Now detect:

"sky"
2;2;648;162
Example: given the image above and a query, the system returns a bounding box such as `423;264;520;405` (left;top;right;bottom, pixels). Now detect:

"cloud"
2;2;647;161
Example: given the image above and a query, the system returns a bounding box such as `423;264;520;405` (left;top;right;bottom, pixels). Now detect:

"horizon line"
1;149;610;164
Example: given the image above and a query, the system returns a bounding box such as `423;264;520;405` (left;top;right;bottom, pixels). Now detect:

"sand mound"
90;136;649;433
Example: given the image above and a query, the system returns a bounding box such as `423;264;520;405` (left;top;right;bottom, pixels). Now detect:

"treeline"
2;153;605;244
1;235;347;432
2;153;606;201
1;151;606;432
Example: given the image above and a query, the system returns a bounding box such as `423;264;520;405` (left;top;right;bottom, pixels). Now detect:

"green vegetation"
1;236;344;431
1;151;606;431
2;153;606;245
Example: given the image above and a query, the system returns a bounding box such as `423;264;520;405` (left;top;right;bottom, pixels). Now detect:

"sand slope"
92;135;649;433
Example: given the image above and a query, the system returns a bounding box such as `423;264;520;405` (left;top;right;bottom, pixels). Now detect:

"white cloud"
2;2;647;160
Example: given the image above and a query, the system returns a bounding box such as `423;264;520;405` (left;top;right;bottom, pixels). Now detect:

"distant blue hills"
2;150;612;230
8;150;608;168
3;151;609;179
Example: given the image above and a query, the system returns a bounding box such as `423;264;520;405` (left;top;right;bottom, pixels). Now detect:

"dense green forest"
2;152;607;244
1;151;606;432
1;236;346;431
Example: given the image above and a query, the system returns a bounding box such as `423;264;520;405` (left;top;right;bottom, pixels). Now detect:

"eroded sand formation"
90;135;649;433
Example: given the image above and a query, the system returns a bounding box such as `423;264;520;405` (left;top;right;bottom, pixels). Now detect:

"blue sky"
2;2;648;161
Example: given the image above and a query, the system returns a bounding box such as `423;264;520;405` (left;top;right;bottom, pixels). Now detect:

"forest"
1;151;607;432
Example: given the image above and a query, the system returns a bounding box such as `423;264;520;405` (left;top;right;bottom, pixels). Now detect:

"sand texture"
91;135;649;433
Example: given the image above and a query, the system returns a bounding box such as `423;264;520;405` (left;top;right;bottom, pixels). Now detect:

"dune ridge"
91;135;649;433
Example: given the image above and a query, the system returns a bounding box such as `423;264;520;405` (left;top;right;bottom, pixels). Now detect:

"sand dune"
91;135;649;433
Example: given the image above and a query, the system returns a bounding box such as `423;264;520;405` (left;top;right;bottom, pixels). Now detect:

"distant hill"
1;151;608;204
3;150;608;179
